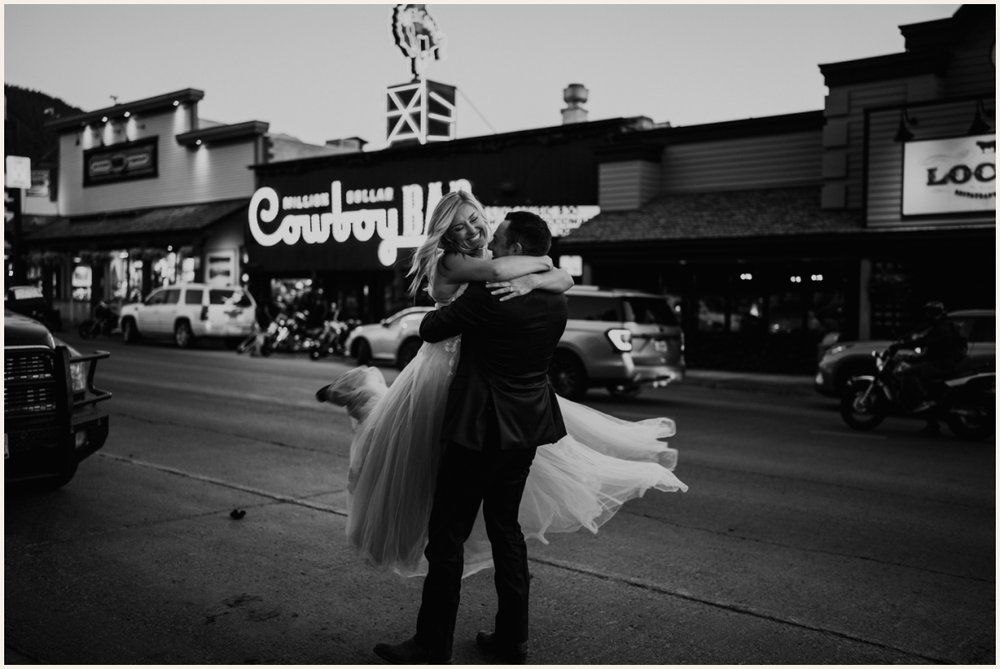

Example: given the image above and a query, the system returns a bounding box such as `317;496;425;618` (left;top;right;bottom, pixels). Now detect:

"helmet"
921;301;946;321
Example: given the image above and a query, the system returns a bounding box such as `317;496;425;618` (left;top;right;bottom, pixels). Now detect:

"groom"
374;211;569;665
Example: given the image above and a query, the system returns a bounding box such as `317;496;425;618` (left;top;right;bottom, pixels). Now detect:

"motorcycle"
78;300;119;339
840;346;995;440
309;318;360;360
259;311;314;356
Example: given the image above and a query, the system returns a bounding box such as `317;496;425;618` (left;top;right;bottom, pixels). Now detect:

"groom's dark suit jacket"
419;281;568;451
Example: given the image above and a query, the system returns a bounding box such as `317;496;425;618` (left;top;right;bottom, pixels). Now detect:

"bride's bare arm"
487;268;574;302
437;252;552;284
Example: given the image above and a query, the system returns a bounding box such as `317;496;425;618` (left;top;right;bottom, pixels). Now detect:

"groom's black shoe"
373;637;451;665
476;631;528;665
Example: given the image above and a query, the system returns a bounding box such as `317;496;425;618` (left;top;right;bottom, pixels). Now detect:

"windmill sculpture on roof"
386;4;457;147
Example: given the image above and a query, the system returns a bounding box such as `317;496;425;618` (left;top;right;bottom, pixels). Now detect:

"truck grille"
4;350;60;419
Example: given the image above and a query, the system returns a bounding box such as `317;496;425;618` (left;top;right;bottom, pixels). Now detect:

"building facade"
22;88;341;323
560;5;995;372
245;117;650;322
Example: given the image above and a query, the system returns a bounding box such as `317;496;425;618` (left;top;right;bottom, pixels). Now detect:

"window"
162;289;181;305
210;289;251;307
184;289;204;305
969;317;994;343
623;297;677;326
145;290;166;306
948;316;995;343
567;295;622;322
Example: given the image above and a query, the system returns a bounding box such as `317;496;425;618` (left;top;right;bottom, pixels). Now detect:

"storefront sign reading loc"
902;134;996;215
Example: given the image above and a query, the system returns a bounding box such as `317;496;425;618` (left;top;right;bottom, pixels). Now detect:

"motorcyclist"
889;301;968;418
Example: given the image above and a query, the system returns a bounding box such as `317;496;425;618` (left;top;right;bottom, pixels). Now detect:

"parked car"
4;309;112;488
552;285;685;399
345;306;434;370
345;285;686;399
118;283;256;348
814;309;996;397
5;284;63;331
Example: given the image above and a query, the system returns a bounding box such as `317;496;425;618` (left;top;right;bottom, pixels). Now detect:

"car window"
950;317;976;342
145;290;166;306
568;295;622;321
185;289;204;305
970;317;995;343
162;289;181;305
210;289;252;307
387;307;430;324
622;297;678;326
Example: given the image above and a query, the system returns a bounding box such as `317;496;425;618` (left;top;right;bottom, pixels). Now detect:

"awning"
22;198;248;245
559;187;864;247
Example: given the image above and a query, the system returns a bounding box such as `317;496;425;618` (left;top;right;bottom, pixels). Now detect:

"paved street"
4;334;995;664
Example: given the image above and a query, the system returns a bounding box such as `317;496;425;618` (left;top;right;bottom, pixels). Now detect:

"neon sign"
249;179;471;267
248;179;602;267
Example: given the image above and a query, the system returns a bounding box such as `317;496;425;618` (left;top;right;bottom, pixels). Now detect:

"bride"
318;190;687;577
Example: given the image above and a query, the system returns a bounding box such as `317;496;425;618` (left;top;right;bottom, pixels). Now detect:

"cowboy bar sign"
248;179;600;270
902;134;996;216
249;179;471;268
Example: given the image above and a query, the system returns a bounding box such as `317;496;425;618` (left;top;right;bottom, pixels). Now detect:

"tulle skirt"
334;337;687;578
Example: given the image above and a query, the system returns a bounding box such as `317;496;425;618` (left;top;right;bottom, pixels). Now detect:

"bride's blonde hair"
407;190;491;296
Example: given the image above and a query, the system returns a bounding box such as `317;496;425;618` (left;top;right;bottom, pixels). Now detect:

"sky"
3;3;962;151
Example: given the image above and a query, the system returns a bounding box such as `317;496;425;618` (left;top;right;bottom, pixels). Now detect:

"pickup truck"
4;309;112;488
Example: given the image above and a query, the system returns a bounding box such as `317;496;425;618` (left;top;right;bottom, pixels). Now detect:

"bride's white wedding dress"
331;288;688;578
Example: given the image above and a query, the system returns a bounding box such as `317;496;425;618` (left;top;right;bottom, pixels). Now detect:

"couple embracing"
318;191;687;664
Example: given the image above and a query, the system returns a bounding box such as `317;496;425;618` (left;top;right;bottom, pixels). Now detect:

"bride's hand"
486;274;539;302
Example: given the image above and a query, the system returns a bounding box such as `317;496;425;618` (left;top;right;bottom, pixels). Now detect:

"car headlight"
70;360;88;394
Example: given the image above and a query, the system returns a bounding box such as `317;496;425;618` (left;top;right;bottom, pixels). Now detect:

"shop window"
767;291;821;335
697;297;728;332
71;265;92;302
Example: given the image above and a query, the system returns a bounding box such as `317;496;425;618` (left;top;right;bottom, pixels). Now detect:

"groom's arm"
419;283;494;343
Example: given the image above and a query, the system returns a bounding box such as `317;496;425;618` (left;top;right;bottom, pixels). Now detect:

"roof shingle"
560;187;864;246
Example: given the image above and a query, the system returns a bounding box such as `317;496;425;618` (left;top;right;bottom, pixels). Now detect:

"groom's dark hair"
503;211;552;256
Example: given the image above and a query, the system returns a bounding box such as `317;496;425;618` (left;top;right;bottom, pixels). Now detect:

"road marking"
98;452;347;515
809;429;887;440
94;451;957;664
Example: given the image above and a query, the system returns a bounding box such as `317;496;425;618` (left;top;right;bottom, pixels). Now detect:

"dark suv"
548;286;686;399
4;309;112;488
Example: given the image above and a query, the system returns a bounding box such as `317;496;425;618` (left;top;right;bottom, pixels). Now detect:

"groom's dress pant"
415;438;537;657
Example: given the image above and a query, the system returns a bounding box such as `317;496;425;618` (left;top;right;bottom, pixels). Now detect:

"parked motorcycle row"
242;309;361;360
839;345;995;441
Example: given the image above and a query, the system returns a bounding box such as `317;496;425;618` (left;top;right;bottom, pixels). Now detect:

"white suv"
119;283;256;348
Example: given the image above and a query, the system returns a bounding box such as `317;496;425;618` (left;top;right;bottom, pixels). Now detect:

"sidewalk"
683;368;815;396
